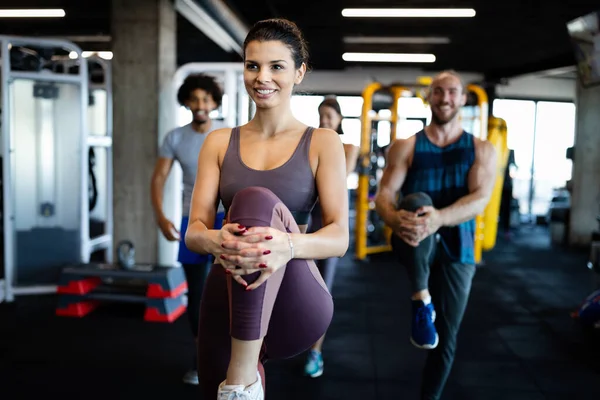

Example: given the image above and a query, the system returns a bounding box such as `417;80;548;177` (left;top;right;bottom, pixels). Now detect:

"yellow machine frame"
355;82;406;260
466;84;489;265
354;81;509;263
480;116;510;252
465;85;510;264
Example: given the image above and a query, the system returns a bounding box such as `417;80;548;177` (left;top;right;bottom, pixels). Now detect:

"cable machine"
1;37;113;303
86;55;114;264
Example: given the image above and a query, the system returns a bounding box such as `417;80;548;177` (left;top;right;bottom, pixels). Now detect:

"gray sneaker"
182;369;199;385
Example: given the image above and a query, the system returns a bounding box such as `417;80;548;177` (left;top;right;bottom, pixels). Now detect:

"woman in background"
304;96;359;378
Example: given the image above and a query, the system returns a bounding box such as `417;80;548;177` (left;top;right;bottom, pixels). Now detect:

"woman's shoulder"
310;128;346;163
204;126;235;147
311;127;341;146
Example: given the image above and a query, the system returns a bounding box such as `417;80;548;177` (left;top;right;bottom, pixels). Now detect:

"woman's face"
319;105;342;131
243;40;306;109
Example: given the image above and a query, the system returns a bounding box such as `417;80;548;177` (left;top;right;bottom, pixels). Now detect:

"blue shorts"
178;212;225;265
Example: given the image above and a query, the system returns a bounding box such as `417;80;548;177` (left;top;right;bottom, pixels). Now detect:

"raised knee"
230;186;281;213
234;186;273;197
232;186;278;203
399;192;433;212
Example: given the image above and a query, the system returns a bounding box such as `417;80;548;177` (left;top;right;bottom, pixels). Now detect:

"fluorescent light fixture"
0;9;65;17
343;36;450;45
343;52;436;63
342;8;476;18
69;51;113;60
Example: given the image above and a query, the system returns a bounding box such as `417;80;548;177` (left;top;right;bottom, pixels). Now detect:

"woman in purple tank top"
184;18;349;400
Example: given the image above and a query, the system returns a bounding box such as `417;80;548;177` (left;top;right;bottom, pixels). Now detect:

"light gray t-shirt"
159;121;227;216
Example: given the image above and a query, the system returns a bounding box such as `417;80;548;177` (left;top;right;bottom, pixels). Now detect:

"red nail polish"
225;269;231;274
259;263;267;268
220;255;226;259
265;236;273;240
263;250;271;255
238;225;246;230
245;286;252;291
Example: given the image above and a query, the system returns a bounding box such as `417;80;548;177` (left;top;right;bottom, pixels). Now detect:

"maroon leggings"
197;187;334;396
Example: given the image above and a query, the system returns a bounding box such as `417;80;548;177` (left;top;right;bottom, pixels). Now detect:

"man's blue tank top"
401;129;476;264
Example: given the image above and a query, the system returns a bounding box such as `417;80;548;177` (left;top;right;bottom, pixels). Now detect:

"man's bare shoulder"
387;135;417;161
472;135;497;160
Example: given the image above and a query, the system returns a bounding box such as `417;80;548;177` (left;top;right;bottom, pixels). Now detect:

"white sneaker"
217;371;263;400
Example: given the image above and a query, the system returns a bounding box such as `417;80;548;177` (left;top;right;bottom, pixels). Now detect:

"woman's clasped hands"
215;223;293;290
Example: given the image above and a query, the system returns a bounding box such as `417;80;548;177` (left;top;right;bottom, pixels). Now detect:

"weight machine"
354;82;407;260
1;37;112;302
86;55;114;264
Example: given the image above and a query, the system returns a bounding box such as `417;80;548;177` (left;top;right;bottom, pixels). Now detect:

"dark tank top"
219;126;318;225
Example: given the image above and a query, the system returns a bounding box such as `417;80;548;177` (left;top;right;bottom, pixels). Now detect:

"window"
493;99;537;217
337;96;363;117
340;118;361;146
398;97;430;120
397;119;425;140
492;99;576;219
291;95;324;127
377;121;391;147
531;101;576;216
397;97;430;139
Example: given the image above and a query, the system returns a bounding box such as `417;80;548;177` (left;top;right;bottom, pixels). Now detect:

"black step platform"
55;263;187;322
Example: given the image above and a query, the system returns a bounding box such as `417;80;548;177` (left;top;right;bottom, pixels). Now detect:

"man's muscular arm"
437;139;497;225
375;138;410;226
375;137;424;246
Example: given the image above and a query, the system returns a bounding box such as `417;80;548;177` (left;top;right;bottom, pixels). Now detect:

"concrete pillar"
569;82;600;247
111;0;177;263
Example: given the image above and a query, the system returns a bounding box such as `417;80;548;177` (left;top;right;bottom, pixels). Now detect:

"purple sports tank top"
219;126;318;224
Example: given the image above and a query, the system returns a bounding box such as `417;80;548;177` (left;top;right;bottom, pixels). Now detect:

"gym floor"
1;225;599;399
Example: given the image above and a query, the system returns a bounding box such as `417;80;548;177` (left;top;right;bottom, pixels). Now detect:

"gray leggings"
196;187;334;397
391;192;476;400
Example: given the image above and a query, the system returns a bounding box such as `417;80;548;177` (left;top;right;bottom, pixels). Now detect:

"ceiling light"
342;8;476;18
343;36;451;45
92;51;113;60
69;51;113;60
0;9;66;17
343;52;436;63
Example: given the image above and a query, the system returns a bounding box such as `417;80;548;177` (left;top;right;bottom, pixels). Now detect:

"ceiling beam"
484;53;577;81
